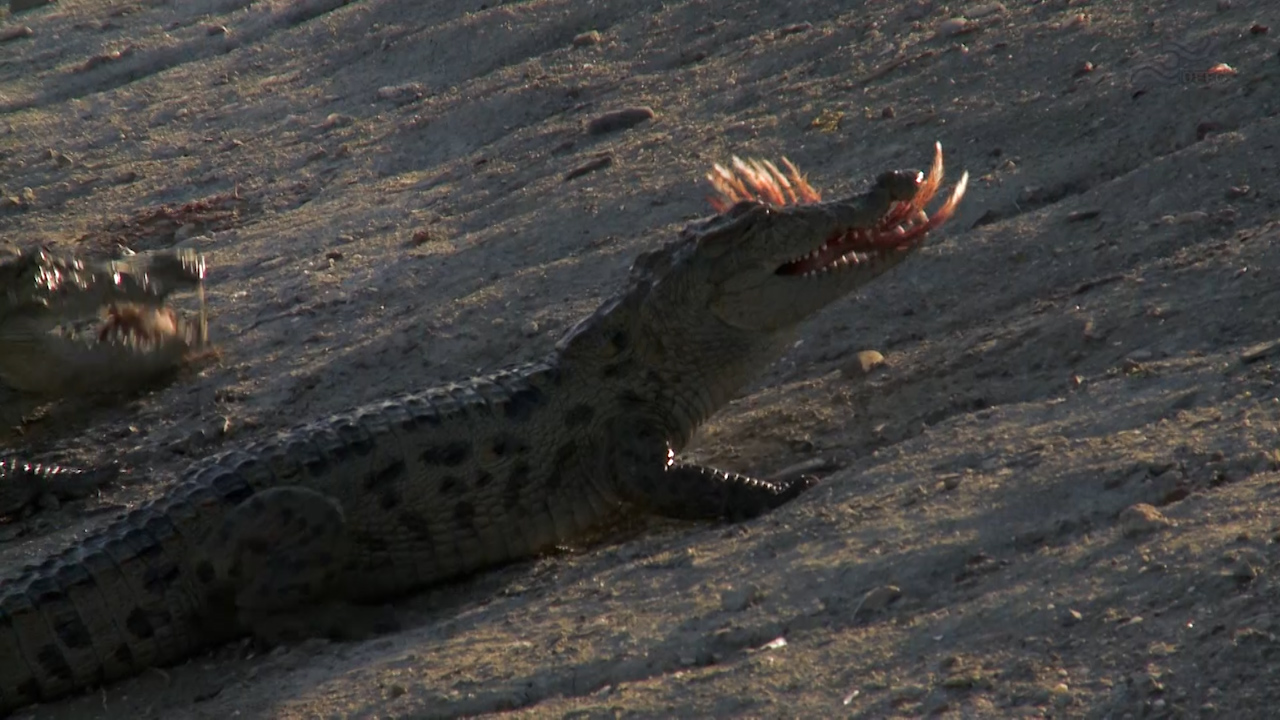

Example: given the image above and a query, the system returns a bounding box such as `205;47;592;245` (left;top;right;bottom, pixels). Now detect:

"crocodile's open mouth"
706;143;969;278
96;304;184;347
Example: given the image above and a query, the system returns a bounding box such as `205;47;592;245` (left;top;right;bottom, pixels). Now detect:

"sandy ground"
1;0;1279;717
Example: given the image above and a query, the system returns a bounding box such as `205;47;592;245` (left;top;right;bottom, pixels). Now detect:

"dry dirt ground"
1;0;1279;717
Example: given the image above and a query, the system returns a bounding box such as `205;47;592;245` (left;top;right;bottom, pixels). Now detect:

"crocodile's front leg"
609;422;818;521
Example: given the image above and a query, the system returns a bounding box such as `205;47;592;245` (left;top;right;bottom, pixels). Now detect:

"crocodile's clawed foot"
0;246;214;397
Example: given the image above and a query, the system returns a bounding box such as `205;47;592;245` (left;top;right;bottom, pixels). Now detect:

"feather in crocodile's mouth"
706;142;969;277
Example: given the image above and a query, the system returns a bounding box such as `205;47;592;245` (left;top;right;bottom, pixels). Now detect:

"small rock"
840;350;886;378
891;684;928;703
1119;503;1172;538
206;24;228;36
572;30;603;47
376;83;426;105
1061;608;1084;626
587;106;655;135
0;25;34;42
563;154;612;181
521;320;540;337
9;0;53;13
720;584;761;612
777;22;813;37
854;585;902;617
938;17;977;36
968;2;1006;18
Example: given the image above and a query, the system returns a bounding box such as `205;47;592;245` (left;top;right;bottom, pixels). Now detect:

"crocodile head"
692;141;967;333
0;247;211;396
556;143;966;428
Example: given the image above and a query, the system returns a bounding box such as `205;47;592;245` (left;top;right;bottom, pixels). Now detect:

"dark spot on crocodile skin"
362;459;407;490
502;386;544;421
212;471;255;504
353;530;390;553
279;505;296;525
547;442;578;492
453;501;475;526
125;607;154;639
27;577;62;604
619;390;647;409
439;475;463;495
601;360;635;379
305;455;330;477
55;617;93;650
123;528;164;559
475;471;494;488
245;537;270;556
564;404;595;428
335;420;374;456
112;643;135;667
195;560;216;584
504;461;530;510
490;433;530;457
143;564;180;594
398;511;434;542
380;488;402;510
307;522;329;541
16;678;40;703
420;441;471;467
55;563;93;589
36;645;73;681
610;329;630;351
416;408;443;426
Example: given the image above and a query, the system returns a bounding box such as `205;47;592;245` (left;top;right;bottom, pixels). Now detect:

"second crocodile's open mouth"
706;143;969;278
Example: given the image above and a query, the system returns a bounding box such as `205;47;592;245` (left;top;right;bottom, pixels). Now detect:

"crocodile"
0;245;209;398
0;144;968;714
0;247;209;519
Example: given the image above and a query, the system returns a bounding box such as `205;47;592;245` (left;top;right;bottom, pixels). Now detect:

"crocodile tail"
0;480;238;712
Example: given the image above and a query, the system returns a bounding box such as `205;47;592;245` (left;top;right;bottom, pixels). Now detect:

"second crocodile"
0;144;968;714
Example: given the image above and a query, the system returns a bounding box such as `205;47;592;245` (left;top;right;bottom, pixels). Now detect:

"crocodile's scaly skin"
0;145;967;713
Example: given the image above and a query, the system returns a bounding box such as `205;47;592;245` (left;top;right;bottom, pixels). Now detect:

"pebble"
1119;503;1172;537
854;585;902;617
720;584;761;612
840;349;886;378
572;30;602;47
376;83;426;105
587;106;655;135
9;0;52;13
